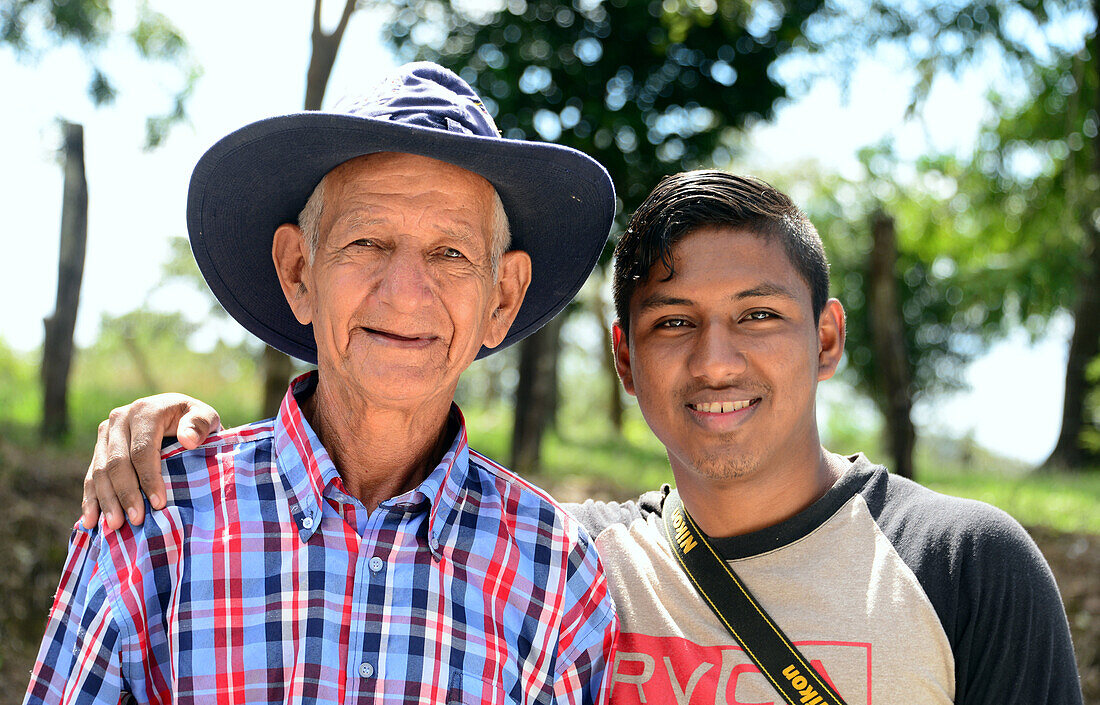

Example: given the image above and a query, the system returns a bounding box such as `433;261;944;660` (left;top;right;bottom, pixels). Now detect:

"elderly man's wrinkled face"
273;152;531;409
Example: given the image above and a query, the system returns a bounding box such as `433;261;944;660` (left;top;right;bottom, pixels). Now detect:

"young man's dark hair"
612;170;830;336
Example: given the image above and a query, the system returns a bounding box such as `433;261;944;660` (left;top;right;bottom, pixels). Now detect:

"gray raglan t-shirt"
567;454;1082;705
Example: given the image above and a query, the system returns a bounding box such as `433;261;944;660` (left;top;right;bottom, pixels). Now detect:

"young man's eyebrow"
735;283;799;301
638;284;797;312
636;294;694;312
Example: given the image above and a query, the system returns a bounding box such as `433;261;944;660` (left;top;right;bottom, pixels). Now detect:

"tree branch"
312;0;324;41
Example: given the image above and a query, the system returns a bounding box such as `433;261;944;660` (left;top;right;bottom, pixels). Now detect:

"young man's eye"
657;318;691;328
744;311;774;321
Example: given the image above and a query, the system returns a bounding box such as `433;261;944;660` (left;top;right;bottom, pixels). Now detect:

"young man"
78;171;1082;704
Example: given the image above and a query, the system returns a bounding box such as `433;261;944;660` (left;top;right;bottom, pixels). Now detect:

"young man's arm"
950;512;1083;704
874;476;1084;705
24;524;128;704
81;394;220;530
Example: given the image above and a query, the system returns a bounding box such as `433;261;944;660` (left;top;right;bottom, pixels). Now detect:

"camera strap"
662;490;848;705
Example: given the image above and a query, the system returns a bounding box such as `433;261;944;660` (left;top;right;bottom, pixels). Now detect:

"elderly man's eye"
351;238;379;248
442;247;465;259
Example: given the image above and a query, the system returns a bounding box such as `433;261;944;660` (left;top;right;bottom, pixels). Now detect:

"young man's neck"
674;444;845;539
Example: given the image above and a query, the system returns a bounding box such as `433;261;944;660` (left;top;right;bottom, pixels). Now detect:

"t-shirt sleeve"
869;474;1083;704
948;508;1082;704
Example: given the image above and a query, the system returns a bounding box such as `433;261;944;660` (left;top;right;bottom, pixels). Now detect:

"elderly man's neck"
301;374;455;514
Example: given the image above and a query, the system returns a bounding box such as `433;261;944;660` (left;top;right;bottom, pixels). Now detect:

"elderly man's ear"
482;250;532;350
272;223;315;326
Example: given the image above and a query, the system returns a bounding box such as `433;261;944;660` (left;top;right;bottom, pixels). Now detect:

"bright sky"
0;0;1079;464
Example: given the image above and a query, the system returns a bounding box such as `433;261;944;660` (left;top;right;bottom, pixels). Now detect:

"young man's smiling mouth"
688;398;760;414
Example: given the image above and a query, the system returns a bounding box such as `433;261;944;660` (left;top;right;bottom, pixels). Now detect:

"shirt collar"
273;370;472;552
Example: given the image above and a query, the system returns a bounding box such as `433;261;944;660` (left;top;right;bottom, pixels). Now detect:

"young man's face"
613;225;844;485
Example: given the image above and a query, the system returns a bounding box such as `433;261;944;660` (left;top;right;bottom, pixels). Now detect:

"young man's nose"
688;323;748;383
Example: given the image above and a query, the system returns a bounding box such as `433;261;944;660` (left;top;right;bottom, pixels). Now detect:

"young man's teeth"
694;400;754;413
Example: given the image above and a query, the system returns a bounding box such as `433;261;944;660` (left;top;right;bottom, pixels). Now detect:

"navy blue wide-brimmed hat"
187;62;615;363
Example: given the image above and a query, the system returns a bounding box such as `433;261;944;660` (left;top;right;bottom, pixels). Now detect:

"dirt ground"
1;438;1097;702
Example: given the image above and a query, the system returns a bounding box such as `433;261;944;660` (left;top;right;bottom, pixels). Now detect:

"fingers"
127;394;214;510
103;405;145;528
175;402;220;451
81;420;109;530
84;393;222;531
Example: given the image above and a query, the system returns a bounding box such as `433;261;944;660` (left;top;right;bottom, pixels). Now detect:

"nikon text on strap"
662;490;848;705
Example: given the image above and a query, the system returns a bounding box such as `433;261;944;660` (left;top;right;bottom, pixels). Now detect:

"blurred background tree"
1;0;197;439
782;0;1095;473
4;0;1098;472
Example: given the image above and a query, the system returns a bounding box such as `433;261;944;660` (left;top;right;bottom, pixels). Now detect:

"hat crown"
333;62;501;139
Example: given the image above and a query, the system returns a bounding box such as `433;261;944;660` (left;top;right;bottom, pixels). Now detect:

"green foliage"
0;339;42;431
792;42;1097;442
65;310;256;437
158;235;230;320
1;0;113;51
129;2;186;59
385;0;826;240
918;454;1100;535
959;50;1100;461
0;312;262;448
1;0;198;146
803;0;1089;107
798;157;1006;410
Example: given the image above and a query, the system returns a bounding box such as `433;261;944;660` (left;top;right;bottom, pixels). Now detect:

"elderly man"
25;63;617;704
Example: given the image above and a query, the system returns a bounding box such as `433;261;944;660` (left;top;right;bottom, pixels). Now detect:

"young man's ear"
272;223;314;326
612;321;637;396
817;299;846;382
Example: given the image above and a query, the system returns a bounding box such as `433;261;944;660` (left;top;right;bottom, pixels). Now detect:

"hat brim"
187;112;615;363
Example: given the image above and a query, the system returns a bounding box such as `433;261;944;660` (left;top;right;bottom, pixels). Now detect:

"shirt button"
301;516;314;530
369;556;384;572
359;661;374;678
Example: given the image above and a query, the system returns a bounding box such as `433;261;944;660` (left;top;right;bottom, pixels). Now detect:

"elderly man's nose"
377;252;432;312
688;325;748;382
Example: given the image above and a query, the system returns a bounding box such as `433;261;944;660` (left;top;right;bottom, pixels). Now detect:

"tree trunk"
41;122;89;441
868;209;916;479
261;344;295;417
510;316;564;473
1046;222;1100;470
1046;7;1100;470
305;0;357;111
260;0;359;415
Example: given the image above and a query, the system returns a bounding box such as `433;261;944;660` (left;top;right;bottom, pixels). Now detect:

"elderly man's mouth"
362;327;436;347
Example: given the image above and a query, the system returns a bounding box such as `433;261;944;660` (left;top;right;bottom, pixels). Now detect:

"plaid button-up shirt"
26;372;617;704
